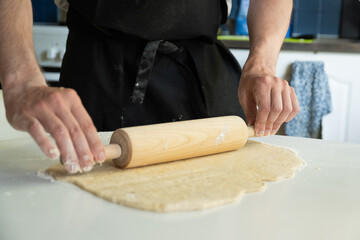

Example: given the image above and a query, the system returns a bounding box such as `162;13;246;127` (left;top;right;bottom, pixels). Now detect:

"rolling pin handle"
247;126;255;138
104;144;122;160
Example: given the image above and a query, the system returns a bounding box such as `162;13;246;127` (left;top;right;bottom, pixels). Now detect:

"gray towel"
285;61;332;138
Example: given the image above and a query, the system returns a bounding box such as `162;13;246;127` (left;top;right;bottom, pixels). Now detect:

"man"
0;0;299;173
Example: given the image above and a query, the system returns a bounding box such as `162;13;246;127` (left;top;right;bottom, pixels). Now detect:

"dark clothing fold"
60;4;244;131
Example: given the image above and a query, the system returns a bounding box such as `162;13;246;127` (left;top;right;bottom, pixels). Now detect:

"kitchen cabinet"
230;49;360;144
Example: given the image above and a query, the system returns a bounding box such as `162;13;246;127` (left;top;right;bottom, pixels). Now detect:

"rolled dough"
46;139;304;212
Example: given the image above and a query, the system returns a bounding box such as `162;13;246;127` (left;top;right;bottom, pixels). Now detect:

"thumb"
239;95;257;127
245;107;257;127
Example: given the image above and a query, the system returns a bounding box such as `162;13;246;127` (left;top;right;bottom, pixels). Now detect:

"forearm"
0;0;46;96
238;0;299;136
245;0;293;74
0;1;109;174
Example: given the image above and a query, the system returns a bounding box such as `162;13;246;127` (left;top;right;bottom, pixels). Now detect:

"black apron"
60;0;245;131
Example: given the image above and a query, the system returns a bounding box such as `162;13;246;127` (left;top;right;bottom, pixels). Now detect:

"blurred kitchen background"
221;0;360;39
0;0;360;144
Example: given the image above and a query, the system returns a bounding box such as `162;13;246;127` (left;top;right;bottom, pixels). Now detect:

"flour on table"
37;169;55;183
46;138;304;212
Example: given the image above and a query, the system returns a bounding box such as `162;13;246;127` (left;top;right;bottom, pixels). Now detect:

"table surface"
1;134;360;240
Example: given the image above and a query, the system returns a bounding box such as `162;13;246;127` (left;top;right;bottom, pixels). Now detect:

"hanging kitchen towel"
285;61;332;138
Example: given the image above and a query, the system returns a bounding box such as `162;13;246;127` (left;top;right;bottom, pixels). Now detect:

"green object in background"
217;35;314;44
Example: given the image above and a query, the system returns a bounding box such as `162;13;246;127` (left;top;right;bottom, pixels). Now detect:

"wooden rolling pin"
104;116;255;168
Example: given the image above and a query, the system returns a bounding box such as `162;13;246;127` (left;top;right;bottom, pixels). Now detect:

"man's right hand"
4;84;106;173
0;0;105;173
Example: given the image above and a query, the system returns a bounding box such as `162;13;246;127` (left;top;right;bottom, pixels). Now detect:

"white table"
1;135;359;240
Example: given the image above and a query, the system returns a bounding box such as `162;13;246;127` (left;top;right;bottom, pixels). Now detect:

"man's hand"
4;84;106;173
238;0;299;136
238;68;300;137
0;0;104;173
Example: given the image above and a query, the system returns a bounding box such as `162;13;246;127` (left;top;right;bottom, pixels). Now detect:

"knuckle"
33;101;47;113
68;125;82;137
64;88;80;101
256;121;266;127
37;137;50;148
283;104;293;113
27;119;39;132
82;120;95;133
265;122;273;128
282;80;289;87
52;125;67;138
272;104;283;114
258;76;271;87
273;77;282;85
48;91;63;106
260;105;271;114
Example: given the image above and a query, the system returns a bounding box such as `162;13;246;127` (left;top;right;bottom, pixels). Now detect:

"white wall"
231;49;360;144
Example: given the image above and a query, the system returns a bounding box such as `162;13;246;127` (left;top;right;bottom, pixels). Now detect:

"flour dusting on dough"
257;142;307;171
46;139;305;213
37;169;55;183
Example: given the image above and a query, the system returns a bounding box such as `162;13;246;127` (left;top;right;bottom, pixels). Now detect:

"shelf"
219;36;360;53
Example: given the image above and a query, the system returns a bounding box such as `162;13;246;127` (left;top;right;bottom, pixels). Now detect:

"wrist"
0;45;46;90
2;66;46;101
243;51;277;76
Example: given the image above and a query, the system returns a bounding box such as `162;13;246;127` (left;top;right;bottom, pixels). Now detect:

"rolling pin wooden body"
106;116;254;168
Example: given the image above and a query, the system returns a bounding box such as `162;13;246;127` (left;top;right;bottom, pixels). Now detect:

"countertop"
1;134;360;240
220;37;360;53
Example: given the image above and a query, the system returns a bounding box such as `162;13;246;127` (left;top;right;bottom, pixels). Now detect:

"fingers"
271;86;292;134
260;80;299;136
55;106;95;172
238;91;257;127
254;82;271;136
33;110;81;174
264;87;282;136
285;87;300;122
69;93;105;164
8;86;103;174
47;89;103;172
26;117;60;160
240;76;300;137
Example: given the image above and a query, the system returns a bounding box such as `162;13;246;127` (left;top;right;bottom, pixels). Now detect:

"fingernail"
83;154;90;161
83;154;94;163
265;130;271;136
98;151;105;162
271;129;277;135
257;130;264;137
84;154;95;163
65;161;80;174
82;154;94;172
48;148;60;160
82;164;93;172
247;122;253;127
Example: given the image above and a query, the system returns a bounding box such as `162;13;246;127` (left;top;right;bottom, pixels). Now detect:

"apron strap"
131;40;179;104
